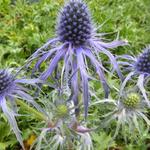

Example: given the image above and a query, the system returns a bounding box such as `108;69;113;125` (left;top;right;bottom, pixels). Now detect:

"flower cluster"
28;0;126;118
2;0;150;149
118;46;150;107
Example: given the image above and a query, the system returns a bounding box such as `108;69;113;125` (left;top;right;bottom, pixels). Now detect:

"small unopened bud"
56;104;68;118
123;93;140;108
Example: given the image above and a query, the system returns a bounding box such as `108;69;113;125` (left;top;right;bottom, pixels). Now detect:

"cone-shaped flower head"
57;0;92;46
135;47;150;74
0;70;14;94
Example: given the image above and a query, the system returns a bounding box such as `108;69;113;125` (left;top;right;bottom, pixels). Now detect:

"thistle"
57;0;92;46
0;69;43;149
94;92;150;138
118;46;150;107
28;0;126;118
135;48;150;74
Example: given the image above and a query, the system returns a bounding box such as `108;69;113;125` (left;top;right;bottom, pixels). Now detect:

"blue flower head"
57;0;92;46
28;0;127;118
135;47;150;74
0;69;43;149
0;70;14;94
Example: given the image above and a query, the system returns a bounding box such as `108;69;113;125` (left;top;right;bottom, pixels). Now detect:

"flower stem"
16;99;47;121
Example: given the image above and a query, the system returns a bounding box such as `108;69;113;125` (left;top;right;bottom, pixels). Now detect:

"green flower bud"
56;104;68;118
123;93;140;108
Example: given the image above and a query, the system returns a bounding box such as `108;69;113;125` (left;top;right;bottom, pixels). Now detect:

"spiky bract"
28;0;126;118
0;69;43;149
118;46;150;107
93;93;150;138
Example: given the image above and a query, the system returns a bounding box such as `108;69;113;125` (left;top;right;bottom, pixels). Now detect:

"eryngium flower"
94;93;150;138
135;48;150;74
0;69;43;149
123;93;140;108
28;0;126;118
57;0;91;45
34;118;93;150
118;46;150;107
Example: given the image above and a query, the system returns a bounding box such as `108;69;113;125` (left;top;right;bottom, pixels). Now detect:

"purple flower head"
28;0;127;118
57;0;92;46
118;46;150;107
135;47;150;74
0;69;43;150
0;70;14;94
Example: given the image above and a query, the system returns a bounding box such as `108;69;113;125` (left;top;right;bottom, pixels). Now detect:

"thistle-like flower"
118;46;150;107
93;93;150;138
0;69;43;149
34;118;93;150
28;0;126;117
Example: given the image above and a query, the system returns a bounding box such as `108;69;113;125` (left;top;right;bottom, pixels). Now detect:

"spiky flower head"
94;93;150;139
0;70;14;94
57;0;92;46
0;69;43;150
123;93;140;108
118;46;150;108
135;47;150;74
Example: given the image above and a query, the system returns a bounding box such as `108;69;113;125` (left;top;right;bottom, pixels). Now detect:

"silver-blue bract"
92;93;150;138
28;0;126;118
118;46;150;107
0;69;43;150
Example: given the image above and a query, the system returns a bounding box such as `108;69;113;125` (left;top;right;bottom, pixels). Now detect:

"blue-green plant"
27;0;126;118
